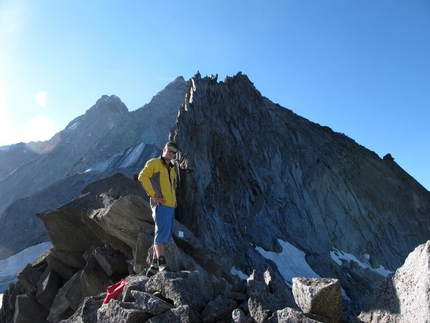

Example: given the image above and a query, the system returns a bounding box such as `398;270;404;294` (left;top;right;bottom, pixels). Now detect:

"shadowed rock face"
172;72;430;312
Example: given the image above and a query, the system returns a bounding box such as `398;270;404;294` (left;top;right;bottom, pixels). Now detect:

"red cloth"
102;278;127;305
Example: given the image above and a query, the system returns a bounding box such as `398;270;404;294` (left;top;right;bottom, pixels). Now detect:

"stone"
201;295;237;323
133;232;154;273
35;266;61;310
232;308;251;323
37;206;101;268
129;290;173;315
292;277;343;323
266;307;328;323
357;240;430;323
60;295;104;323
96;299;150;322
80;248;111;298
145;270;214;312
47;269;84;322
146;304;201;323
93;244;129;277
13;293;49;323
84;195;154;258
121;275;150;302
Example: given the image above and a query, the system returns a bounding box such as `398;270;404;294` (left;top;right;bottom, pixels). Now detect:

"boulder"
145;270;215;312
96;299;150;322
267;307;330;323
357;240;430;323
292;277;343;323
129;290;173;315
246;269;295;323
13;293;49;323
47;269;84;322
35;266;62;311
201;295;237;323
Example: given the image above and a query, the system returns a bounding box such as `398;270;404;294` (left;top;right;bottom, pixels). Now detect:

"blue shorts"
152;205;175;243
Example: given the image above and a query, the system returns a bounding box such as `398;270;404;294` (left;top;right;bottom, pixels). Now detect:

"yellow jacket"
138;156;177;208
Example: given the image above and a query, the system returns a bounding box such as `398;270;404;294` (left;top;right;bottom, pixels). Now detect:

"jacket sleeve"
138;160;156;197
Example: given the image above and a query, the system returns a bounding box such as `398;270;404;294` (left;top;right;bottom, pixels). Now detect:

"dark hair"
165;141;179;149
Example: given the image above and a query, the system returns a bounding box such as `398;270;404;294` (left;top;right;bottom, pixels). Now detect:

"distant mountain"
0;76;187;259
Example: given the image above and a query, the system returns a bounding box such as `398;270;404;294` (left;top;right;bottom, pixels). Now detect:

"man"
138;141;179;276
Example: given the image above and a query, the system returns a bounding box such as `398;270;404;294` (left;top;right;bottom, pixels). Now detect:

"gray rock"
93;244;129;277
17;263;44;293
13;293;49;323
146;304;201;323
201;295;237;323
122;275;150;302
129;290;173;315
232;308;251;323
48;269;84;322
266;307;328;323
96;299;151;322
80;247;111;298
145;270;214;312
133;233;153;273
60;295;104;323
35;266;61;310
292;277;342;323
37;206;101;268
357;240;430;323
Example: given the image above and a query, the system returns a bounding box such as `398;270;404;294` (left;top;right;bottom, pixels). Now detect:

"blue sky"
0;0;429;190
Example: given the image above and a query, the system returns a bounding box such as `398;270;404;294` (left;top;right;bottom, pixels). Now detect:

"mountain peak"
88;94;128;115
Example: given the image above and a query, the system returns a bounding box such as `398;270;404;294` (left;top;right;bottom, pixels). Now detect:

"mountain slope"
172;72;430;312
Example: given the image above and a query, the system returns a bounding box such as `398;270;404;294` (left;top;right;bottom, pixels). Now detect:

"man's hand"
152;196;165;206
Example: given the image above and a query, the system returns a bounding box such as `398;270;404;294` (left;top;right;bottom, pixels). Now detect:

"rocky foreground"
1;173;429;323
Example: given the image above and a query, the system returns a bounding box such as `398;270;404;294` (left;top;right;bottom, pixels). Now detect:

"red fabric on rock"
102;278;127;306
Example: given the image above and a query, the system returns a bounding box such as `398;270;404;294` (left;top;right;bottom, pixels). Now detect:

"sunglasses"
167;149;177;154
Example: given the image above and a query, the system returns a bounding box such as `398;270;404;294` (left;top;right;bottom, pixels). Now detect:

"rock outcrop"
357;240;430;323
173;73;430;313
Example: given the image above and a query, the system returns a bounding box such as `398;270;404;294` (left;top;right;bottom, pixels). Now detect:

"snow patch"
81;143;146;174
256;239;320;287
230;266;249;281
66;122;80;132
118;143;145;168
330;248;393;277
0;145;11;151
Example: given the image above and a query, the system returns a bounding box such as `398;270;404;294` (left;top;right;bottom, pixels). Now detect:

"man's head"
162;141;179;161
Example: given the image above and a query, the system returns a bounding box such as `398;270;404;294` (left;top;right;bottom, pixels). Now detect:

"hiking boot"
146;263;159;277
159;265;171;272
158;256;170;272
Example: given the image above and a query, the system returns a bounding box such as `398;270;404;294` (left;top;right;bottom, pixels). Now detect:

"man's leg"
154;242;165;259
154;243;168;269
146;242;164;277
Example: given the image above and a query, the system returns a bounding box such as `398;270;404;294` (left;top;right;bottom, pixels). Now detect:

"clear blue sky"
1;0;429;190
